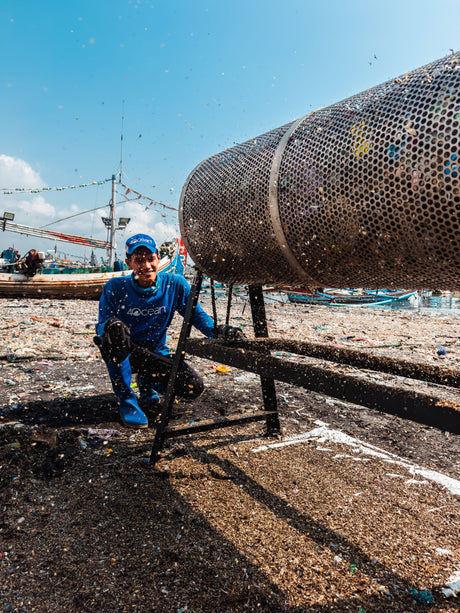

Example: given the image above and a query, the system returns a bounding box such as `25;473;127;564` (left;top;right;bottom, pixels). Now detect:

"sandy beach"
0;291;459;364
0;295;459;612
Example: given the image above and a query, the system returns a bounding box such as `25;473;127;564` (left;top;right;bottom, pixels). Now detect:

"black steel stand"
149;269;205;464
247;285;281;434
149;270;280;465
149;271;460;465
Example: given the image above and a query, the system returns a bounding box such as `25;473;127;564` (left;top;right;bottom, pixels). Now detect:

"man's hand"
95;317;132;363
214;324;245;341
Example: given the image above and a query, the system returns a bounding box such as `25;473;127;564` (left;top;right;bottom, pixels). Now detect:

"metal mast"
109;175;116;269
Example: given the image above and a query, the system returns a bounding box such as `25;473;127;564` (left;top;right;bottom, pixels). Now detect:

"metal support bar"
149;268;204;464
149;277;282;464
0;220;110;249
218;338;460;389
108;175;116;269
248;285;281;434
185;339;460;434
165;411;278;438
210;279;218;327
225;283;234;326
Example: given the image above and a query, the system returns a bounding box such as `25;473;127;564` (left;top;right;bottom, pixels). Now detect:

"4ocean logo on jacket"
126;306;167;316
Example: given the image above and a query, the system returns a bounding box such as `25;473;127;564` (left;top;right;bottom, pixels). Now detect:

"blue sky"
0;0;458;261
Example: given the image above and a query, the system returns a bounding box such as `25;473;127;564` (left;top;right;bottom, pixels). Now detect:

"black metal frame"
185;339;460;434
149;270;281;464
149;270;460;465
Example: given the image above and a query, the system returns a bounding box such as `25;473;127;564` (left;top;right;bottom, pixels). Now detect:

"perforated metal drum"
179;54;460;290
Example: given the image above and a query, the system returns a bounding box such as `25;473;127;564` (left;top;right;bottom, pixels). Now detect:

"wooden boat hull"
0;239;187;300
0;270;131;300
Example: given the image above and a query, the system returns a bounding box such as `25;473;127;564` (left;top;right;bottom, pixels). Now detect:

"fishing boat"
283;288;418;307
0;238;187;300
0;177;187;299
364;289;418;302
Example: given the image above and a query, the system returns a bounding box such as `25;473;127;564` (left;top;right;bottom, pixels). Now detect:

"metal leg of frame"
248;285;281;434
149;268;204;465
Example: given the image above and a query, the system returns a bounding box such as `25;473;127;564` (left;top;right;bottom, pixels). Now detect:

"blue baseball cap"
125;234;157;256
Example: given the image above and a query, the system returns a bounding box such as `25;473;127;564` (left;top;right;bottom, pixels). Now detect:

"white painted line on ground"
251;420;460;497
443;570;460;597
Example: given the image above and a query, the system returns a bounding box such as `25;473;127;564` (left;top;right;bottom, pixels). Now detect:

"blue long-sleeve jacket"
96;272;215;355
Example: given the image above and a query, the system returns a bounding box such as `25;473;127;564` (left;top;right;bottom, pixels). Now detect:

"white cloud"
150;221;178;243
0;155;46;189
15;195;56;220
0;163;180;258
0;195;57;256
115;201;178;246
0;155;55;231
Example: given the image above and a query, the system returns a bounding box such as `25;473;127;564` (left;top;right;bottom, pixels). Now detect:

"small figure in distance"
19;249;45;277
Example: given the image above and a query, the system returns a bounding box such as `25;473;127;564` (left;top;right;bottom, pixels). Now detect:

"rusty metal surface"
189;337;460;388
185;339;460;434
180;54;460;290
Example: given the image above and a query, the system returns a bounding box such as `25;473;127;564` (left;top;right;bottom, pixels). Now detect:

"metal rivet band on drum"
268;112;315;282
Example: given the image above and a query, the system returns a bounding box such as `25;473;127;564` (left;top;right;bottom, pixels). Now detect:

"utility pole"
109;174;116;269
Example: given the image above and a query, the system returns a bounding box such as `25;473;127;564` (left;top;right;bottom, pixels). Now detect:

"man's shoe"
106;357;148;427
139;390;161;416
119;397;148;428
140;388;160;405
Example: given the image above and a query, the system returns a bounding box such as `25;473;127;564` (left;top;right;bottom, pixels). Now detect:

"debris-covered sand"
0;295;459;612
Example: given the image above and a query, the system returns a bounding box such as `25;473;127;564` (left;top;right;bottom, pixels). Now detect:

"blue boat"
285;288;418;307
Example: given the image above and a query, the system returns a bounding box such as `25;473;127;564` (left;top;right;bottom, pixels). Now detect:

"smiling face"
126;246;161;287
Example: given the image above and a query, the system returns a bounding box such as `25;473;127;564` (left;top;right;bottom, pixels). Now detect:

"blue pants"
96;323;205;401
130;343;204;399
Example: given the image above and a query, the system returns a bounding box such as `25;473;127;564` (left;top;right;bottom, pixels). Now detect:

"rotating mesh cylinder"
179;54;460;290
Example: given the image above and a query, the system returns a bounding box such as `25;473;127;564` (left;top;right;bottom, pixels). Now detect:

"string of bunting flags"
0;178;111;195
120;183;177;213
1;177;178;217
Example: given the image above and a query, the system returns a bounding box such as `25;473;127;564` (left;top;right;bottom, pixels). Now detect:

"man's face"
126;246;160;287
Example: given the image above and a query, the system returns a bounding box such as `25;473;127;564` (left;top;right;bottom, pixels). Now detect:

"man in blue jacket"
95;234;232;428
